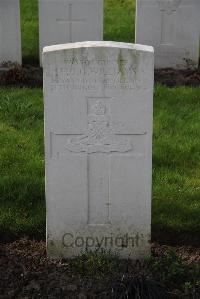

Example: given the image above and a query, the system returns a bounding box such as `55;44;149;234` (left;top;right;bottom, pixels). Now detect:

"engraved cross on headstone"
51;97;146;225
56;3;85;42
157;0;181;45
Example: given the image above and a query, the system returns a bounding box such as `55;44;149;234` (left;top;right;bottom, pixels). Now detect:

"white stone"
39;0;103;65
0;0;21;65
43;41;154;259
136;0;200;69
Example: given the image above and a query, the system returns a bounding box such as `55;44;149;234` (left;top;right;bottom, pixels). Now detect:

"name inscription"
46;58;142;91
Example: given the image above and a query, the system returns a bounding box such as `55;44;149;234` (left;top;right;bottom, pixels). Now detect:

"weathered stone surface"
39;0;103;65
43;41;154;259
136;0;200;69
0;0;21;65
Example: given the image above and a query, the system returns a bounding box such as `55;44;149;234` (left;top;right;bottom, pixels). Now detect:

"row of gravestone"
1;0;199;69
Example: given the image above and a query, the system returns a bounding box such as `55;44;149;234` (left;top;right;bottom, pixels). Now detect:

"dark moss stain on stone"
117;50;125;80
129;49;140;77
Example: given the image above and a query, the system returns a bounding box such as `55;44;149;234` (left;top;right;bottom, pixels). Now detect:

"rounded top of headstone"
43;41;154;55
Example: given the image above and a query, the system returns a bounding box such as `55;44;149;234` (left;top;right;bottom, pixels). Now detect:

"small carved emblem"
66;101;132;154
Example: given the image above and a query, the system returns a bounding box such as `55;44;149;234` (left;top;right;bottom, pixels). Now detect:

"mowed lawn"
0;87;199;237
0;0;199;239
20;0;135;63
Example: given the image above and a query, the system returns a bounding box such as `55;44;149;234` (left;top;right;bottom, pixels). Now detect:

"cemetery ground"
0;85;200;298
0;0;200;298
0;86;200;242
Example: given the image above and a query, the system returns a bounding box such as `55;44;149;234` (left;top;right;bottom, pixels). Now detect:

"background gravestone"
0;0;21;66
39;0;103;65
43;41;154;259
136;0;200;69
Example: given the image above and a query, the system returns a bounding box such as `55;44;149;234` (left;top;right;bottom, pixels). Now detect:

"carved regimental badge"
66;100;132;154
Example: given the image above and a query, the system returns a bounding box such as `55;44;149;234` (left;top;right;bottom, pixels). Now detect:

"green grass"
153;86;200;234
0;88;45;236
20;0;136;63
3;0;200;239
20;0;39;64
104;0;135;43
0;86;199;237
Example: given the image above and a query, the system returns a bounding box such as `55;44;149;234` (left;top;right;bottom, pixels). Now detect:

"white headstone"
0;0;21;65
39;0;103;65
136;0;200;69
43;41;154;259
